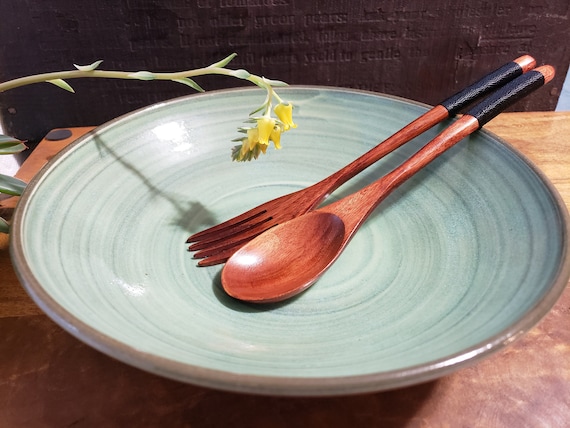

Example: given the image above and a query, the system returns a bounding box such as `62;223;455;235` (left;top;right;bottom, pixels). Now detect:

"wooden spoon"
221;66;555;303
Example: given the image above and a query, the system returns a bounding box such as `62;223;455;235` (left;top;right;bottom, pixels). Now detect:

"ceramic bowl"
10;87;570;396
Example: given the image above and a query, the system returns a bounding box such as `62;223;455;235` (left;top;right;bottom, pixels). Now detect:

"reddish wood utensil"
221;65;555;303
187;56;536;266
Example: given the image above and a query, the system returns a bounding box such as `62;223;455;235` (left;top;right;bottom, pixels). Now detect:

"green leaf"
0;173;26;196
128;71;156;81
0;217;9;234
261;77;288;87
249;104;265;116
47;79;75;93
73;60;104;71
0;135;27;155
231;144;242;161
208;53;237;68
171;78;205;92
229;69;251;79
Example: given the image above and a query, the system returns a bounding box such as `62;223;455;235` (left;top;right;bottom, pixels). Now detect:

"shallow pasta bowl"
10;86;570;396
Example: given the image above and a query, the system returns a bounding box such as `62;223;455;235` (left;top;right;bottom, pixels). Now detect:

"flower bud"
274;103;296;130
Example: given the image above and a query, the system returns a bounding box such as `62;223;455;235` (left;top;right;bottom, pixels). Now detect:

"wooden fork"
187;55;536;266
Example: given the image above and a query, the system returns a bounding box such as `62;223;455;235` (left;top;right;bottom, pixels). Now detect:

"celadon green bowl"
10;87;570;396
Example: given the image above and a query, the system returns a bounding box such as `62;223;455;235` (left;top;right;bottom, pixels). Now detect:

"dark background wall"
1;0;569;146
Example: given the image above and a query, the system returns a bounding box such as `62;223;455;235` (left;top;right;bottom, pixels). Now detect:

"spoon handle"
325;65;555;232
321;55;536;190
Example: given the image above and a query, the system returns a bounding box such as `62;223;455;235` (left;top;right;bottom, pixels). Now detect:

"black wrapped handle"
467;66;554;128
440;55;536;115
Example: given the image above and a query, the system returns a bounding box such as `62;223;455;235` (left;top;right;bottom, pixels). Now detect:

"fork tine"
188;214;273;251
191;220;276;257
195;249;236;267
186;207;268;243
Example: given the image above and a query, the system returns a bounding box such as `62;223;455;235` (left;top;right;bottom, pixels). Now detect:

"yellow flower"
270;126;282;149
257;116;275;145
246;128;259;150
232;102;296;161
274;103;296;130
239;142;250;160
234;126;272;161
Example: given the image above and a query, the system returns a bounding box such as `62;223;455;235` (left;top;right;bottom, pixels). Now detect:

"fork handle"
323;55;536;190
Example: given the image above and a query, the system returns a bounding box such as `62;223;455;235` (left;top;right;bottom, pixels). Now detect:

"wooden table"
1;115;569;427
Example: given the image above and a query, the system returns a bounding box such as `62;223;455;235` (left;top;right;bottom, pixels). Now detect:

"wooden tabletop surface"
1;114;569;427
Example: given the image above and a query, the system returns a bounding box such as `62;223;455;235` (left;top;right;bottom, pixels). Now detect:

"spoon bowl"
222;212;346;302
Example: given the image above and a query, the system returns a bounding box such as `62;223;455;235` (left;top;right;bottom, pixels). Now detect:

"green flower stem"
247;76;275;115
0;67;255;93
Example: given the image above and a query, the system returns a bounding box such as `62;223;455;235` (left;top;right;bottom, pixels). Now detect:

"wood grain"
1;115;569;426
486;112;570;208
